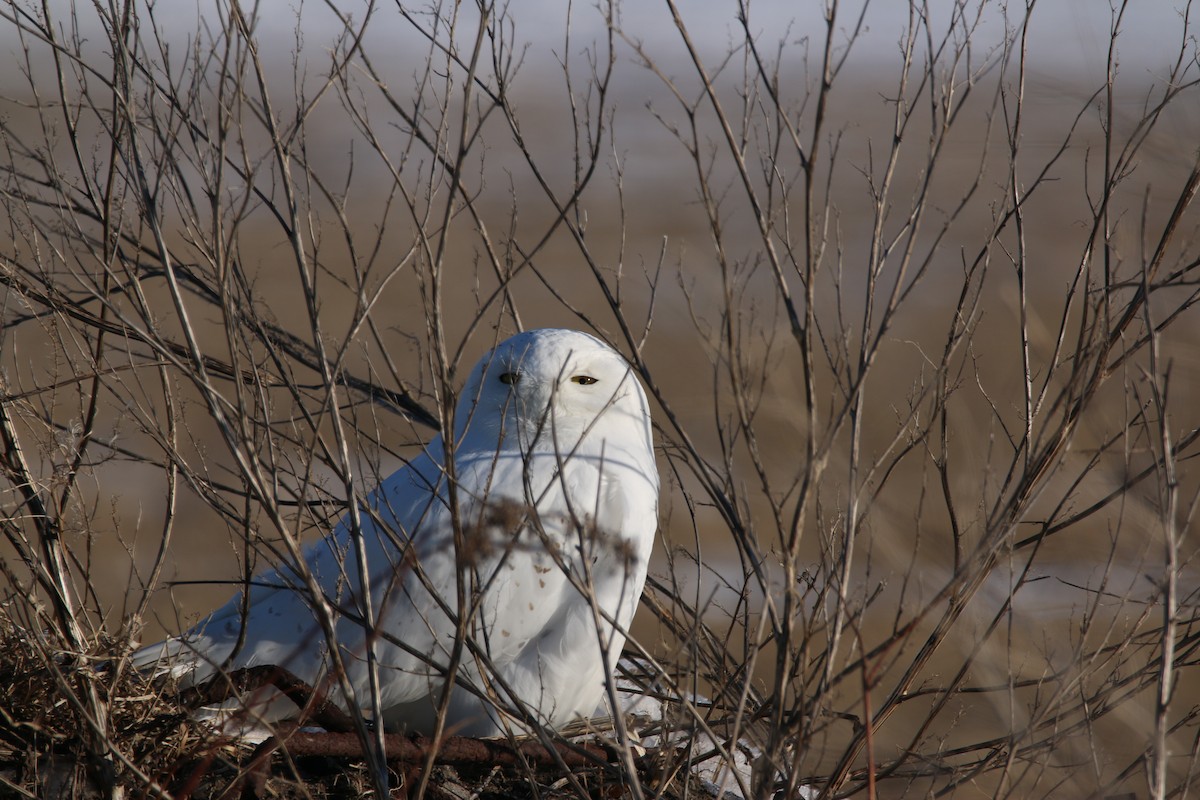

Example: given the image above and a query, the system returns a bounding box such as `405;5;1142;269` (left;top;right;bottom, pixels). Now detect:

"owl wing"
129;448;448;689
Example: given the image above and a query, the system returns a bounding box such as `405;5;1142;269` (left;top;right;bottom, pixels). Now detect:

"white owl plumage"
134;328;659;737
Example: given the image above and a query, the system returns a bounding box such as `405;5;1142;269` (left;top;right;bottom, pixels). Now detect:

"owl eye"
570;375;598;385
499;372;520;385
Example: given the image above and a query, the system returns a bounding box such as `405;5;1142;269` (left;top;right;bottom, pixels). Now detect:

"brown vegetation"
2;1;1200;797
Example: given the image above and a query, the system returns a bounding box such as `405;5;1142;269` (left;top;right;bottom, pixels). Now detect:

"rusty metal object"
237;731;620;799
173;668;627;798
273;730;614;767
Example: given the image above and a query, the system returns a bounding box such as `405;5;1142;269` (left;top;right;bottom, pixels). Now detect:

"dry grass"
0;608;762;799
0;615;222;798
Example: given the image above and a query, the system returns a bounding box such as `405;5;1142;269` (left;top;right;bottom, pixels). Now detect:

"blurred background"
2;1;1199;796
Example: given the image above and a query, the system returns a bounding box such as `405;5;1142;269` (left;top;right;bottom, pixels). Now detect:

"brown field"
2;2;1199;797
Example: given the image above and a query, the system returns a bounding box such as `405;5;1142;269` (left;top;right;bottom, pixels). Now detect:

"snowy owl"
134;328;659;737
